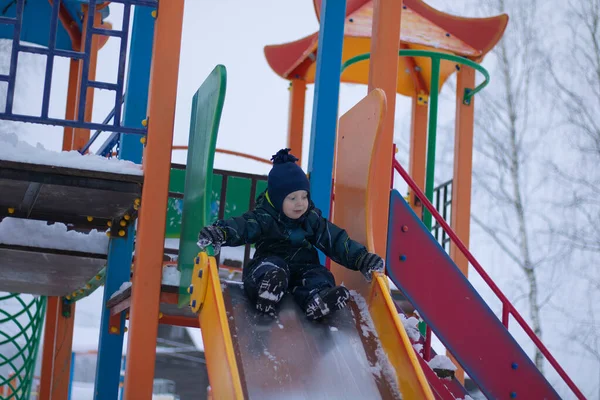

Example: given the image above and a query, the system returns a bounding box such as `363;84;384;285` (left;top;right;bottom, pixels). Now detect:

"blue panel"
94;6;154;400
119;5;155;163
307;0;346;220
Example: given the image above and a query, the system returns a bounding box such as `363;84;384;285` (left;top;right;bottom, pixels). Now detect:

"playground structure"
0;1;588;400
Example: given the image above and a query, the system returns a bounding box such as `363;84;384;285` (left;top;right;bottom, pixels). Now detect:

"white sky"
2;1;597;398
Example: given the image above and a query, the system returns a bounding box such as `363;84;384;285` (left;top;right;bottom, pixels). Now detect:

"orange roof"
264;0;507;96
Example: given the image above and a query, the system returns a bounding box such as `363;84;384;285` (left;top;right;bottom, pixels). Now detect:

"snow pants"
242;256;336;308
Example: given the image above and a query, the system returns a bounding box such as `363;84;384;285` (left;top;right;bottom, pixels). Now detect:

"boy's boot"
304;286;350;320
255;268;288;315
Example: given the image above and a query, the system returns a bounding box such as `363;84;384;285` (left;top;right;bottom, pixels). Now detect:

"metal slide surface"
222;283;402;400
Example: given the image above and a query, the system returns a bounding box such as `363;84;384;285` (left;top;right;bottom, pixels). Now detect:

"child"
197;148;385;320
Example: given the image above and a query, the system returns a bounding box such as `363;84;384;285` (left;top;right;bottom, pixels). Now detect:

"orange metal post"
448;65;476;383
62;59;80;150
366;0;402;256
407;96;428;217
71;5;102;151
38;297;75;400
43;56;81;397
287;79;306;165
123;2;185;399
450;67;475;278
38;299;57;399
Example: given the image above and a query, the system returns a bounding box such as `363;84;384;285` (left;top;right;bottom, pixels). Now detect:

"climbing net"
0;293;46;399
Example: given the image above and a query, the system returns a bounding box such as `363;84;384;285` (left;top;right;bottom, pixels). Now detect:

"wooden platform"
0;244;106;296
0;160;143;229
107;284;199;328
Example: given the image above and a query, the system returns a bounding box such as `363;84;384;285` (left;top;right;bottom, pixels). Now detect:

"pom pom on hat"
267;148;310;211
271;148;299;164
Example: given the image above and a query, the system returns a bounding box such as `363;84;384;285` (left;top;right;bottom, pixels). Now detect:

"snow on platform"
0;132;143;176
0;217;109;254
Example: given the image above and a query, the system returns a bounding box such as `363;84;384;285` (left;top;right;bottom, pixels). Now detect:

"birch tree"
470;0;557;371
547;0;600;389
548;0;600;257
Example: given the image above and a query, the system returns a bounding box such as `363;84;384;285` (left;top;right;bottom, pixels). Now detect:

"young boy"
197;148;385;320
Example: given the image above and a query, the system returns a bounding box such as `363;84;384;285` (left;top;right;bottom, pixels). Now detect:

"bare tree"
470;0;558;371
546;0;600;389
573;295;600;400
549;274;600;399
547;0;600;252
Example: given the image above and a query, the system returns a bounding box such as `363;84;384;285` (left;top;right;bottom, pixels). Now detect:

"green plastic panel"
166;172;269;238
177;65;227;306
166;167;186;238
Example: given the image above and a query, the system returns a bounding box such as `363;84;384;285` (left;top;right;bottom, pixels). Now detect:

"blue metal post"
5;0;25;114
94;6;155;400
119;6;155;162
77;0;97;122
307;0;346;219
68;351;75;400
41;0;60;119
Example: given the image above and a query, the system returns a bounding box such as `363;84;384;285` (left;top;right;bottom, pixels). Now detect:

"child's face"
282;190;309;219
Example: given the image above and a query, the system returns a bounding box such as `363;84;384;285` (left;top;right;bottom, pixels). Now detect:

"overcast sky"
4;1;596;397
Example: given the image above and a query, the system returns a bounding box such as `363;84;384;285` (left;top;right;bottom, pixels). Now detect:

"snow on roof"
0;132;143;176
0;217;109;254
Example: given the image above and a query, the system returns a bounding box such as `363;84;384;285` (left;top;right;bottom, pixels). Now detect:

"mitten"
197;225;226;255
357;252;385;282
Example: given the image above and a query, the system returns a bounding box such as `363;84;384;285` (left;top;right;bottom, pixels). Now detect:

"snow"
399;313;422;342
161;265;181;286
164;238;180;250
413;343;424;355
259;290;283;301
350;290;401;395
70;382;179;400
107;264;181;300
109;281;132;300
186;327;204;351
0;217;109;254
428;354;457;371
329;326;339;332
0;132;143;175
163;238;254;265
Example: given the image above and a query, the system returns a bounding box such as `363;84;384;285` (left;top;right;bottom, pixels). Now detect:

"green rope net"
0;293;46;400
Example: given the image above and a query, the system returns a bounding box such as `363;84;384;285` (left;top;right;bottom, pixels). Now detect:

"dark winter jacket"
213;191;368;269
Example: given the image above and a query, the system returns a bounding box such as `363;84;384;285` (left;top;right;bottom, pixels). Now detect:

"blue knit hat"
267;148;310;211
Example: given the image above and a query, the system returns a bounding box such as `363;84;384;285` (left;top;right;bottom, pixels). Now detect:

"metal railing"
79;94;126;155
392;157;585;399
167;164;268;269
0;0;155;135
431;179;452;252
341;49;490;230
212;168;267;267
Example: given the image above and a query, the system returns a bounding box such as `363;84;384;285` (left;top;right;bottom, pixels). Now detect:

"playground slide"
177;67;433;399
386;189;560;399
190;252;433;400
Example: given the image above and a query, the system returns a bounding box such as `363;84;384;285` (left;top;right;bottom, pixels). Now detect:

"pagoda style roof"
264;0;507;96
